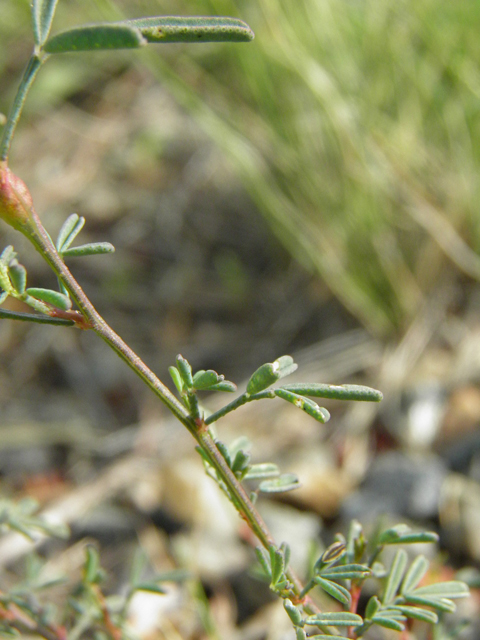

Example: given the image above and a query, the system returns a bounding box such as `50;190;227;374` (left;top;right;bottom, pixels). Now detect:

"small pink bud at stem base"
0;161;36;234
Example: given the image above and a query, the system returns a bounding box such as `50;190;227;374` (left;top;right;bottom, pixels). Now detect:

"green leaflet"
401;555;429;594
61;242;115;258
259;473;299;493
281;382;383;402
44;23;146;54
56;214;85;252
274;388;330;423
26;287;72;311
121;16;254;44
314;576;351;607
247;356;297;394
31;0;60;45
305;612;363;627
382;549;407;605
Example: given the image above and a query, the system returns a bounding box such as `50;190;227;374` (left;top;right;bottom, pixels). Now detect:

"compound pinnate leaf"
26;287;72;310
259;473;299;493
61;242;115;257
44;23;146;54
121;16;254;44
305;612;363;627
281;382;383;402
274;388;330;423
32;0;60;45
401;555;429;594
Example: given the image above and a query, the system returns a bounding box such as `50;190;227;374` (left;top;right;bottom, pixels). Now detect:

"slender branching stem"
0;54;44;162
205;389;275;425
21;204;314;607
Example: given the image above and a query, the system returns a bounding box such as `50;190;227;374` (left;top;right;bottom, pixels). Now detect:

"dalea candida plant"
0;2;470;638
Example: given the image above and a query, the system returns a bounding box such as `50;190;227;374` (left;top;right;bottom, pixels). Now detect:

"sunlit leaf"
169;366;183;394
321;563;371;581
45;23;146;54
275;388;330;423
282;382;383;402
61;242;115;257
121;16;254;44
26;287;72;310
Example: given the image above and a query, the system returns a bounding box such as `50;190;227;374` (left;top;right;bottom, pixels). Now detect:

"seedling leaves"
44;24;146;54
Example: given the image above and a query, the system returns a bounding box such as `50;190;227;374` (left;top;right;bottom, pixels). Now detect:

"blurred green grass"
3;0;480;336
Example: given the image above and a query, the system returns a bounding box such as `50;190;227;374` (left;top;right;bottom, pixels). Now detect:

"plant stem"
205;389;275;425
21;206;315;606
0;54;44;162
